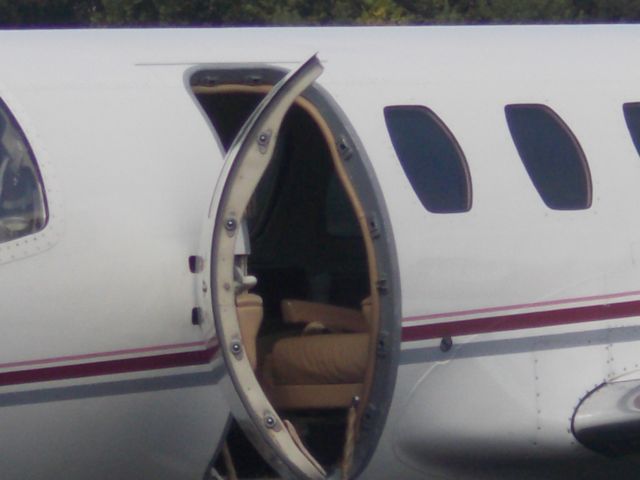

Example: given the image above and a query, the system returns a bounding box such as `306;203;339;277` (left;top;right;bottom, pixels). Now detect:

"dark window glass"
623;103;640;157
505;104;591;210
384;106;471;213
0;99;47;242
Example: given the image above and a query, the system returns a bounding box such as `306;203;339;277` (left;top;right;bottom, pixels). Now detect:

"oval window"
623;102;640;157
384;105;471;214
505;104;591;210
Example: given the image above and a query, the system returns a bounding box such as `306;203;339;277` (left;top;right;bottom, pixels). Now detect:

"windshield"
0;101;47;242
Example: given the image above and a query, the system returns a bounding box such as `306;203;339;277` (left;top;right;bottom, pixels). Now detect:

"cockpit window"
0;100;47;242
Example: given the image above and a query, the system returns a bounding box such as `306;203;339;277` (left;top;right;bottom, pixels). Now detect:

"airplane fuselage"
1;26;640;479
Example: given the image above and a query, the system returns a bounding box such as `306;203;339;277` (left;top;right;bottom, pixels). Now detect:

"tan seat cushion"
267;383;364;410
281;299;368;333
270;333;369;385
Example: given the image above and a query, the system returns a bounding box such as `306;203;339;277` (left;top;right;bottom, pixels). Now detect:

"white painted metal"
0;25;640;479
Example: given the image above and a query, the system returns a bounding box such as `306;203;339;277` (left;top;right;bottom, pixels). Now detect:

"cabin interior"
195;88;374;477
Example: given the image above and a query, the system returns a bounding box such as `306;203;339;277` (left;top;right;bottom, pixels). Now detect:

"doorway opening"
191;65;399;479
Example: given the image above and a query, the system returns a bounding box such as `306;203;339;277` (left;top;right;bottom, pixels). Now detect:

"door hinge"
376;330;390;358
336;136;353;161
367;212;381;239
376;277;388;294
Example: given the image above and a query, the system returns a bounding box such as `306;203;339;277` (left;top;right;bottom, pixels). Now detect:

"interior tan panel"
236;293;263;371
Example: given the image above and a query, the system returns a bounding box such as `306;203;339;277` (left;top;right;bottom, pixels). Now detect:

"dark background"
1;0;640;27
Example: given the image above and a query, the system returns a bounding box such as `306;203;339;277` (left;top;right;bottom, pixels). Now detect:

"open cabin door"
198;56;326;479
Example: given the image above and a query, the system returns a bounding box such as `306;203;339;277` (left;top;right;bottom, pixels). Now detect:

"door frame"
189;56;401;479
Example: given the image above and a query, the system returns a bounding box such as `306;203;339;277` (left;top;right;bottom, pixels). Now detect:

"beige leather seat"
261;297;371;410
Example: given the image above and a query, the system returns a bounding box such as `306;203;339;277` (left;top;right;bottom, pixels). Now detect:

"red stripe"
0;344;219;387
7;299;639;384
402;299;640;342
403;289;640;322
0;340;210;370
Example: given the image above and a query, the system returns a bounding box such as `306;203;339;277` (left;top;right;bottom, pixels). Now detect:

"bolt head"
264;415;276;428
225;218;236;231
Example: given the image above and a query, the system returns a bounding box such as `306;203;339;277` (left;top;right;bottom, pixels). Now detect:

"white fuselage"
1;26;640;479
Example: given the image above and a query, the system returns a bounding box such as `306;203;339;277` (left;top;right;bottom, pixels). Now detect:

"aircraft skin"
1;25;640;479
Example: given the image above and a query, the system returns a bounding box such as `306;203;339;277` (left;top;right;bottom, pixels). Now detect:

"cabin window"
623;103;640;157
384;105;471;213
505;104;591;210
0;100;47;243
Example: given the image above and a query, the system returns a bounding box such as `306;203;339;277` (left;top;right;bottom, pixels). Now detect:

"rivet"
231;341;242;357
257;131;271;153
264;414;277;429
225;218;237;231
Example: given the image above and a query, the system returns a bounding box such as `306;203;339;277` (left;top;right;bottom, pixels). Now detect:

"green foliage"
463;0;577;22
0;0;96;27
1;0;640;27
88;0;269;26
359;0;413;25
588;0;640;21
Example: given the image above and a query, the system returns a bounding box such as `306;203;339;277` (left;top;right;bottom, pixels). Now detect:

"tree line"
1;0;640;27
